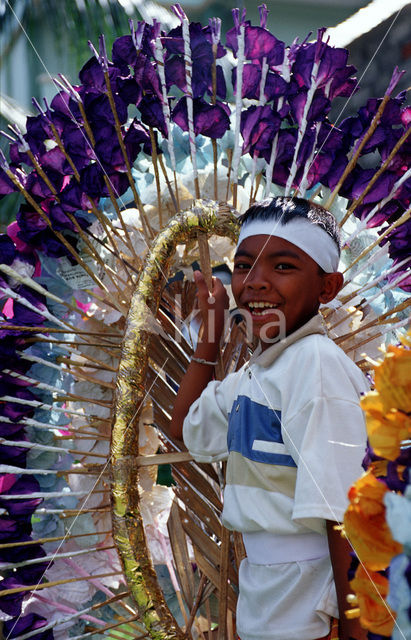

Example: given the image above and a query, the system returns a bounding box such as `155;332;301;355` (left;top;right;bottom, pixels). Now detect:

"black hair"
239;196;341;253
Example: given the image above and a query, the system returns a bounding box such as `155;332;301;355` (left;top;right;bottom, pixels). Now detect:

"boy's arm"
169;271;229;440
326;521;367;640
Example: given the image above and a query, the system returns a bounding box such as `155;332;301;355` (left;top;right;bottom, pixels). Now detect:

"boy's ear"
319;272;344;304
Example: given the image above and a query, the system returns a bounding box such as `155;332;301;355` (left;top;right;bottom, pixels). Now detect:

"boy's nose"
245;267;270;289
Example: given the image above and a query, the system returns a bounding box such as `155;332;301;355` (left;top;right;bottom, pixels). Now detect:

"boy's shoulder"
281;332;369;397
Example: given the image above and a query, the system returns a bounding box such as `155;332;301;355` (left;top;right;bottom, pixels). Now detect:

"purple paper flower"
79;54;122;92
226;20;284;66
124;120;152;158
0;166;19;196
117;76;142;107
23;113;53;157
0;535;45;563
0;576;27;616
0;444;28;468
83;89;128;127
172;97;230;139
292;30;354;92
0;515;21;540
340;96;406;153
163;22;226;99
4;613;53;640
0;385;37;421
241;105;281;157
289;88;330;125
232;64;288;101
58;123;94;171
112;34;140;68
0;475;43;516
346;169;398;204
138;95;168;137
7;285;47;326
0;234;17;265
267;129;299;186
0;421;25;438
24;168;63;201
134;56;162;101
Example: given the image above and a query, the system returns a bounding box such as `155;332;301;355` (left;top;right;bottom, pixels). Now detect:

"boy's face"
232;234;336;347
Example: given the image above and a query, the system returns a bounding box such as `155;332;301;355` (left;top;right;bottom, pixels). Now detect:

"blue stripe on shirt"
227;395;296;467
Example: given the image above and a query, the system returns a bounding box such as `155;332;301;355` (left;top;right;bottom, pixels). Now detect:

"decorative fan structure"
0;3;410;638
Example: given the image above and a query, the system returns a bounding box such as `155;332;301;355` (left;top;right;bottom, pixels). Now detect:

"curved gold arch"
111;200;240;638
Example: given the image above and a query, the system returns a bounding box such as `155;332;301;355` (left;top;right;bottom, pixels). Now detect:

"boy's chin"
252;317;286;344
253;326;283;345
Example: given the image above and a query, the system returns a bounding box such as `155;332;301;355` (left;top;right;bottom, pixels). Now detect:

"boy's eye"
234;262;251;270
276;262;295;270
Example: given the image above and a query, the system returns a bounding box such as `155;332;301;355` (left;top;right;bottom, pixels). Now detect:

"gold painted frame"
110;200;239;638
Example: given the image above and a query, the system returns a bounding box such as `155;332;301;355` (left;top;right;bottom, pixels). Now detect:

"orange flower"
361;392;411;461
374;345;411;414
349;565;396;636
344;471;402;571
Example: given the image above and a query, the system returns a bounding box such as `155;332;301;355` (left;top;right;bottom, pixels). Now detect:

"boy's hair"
239;197;341;253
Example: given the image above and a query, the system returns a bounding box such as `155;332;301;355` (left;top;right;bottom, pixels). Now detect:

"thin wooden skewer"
185;573;208;635
0;571;124;596
68;616;145;640
158;153;179;213
0;324;121;338
149;127;164;228
0;530;113;549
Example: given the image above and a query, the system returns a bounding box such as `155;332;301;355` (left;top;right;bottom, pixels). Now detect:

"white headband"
237;217;340;273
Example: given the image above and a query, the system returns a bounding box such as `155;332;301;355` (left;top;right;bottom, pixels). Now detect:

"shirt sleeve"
183;376;234;463
284;396;367;531
279;337;368;532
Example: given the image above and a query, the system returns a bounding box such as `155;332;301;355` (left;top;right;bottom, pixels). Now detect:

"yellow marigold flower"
374;345;411;414
344;471;403;571
361;393;411;461
349;565;396;636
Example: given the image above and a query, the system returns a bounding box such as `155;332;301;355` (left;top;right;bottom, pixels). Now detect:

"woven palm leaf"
0;3;410;639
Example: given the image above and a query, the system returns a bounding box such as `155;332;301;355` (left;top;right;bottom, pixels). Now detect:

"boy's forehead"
235;234;306;260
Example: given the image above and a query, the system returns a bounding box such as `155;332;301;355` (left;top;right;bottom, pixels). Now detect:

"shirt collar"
249;314;327;368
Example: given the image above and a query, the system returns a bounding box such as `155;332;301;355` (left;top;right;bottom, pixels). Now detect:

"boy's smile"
232;234;340;348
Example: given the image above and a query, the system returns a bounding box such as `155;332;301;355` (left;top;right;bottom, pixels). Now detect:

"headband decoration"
237;217;340;272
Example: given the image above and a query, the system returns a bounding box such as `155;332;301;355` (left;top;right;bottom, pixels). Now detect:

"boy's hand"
326;521;368;640
193;270;229;345
168;272;229;440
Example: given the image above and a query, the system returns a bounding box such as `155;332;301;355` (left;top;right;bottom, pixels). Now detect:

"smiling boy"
170;197;368;640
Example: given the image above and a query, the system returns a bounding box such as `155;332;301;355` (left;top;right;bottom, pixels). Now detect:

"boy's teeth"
249;302;277;308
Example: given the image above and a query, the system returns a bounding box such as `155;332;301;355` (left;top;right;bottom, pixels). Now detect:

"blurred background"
1;0;410;227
